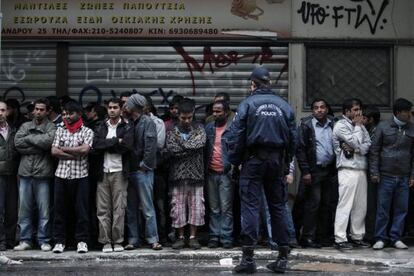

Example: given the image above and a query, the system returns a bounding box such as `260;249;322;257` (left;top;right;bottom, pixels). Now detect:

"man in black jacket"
296;98;337;248
370;98;414;250
92;98;134;253
0;101;19;250
124;94;162;250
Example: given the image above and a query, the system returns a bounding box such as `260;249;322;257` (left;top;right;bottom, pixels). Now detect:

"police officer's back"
224;66;297;274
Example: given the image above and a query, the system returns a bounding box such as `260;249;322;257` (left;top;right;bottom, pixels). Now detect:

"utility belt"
246;146;283;161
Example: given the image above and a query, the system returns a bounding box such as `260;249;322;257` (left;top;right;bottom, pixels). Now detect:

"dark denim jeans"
126;171;159;245
207;171;233;244
375;175;409;243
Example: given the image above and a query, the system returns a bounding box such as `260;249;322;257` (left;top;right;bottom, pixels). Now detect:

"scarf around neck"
64;117;83;133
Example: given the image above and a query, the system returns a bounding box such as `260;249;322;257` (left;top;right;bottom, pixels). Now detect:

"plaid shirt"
52;125;94;179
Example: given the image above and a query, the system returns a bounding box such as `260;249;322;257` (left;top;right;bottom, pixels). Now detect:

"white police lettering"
255;104;283;117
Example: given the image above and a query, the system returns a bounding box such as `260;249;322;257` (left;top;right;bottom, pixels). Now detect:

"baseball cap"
249;66;270;82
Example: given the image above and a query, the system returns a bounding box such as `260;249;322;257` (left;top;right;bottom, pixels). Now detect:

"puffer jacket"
333;116;371;170
224;88;297;166
369;118;414;178
14;119;56;178
0;126;19;175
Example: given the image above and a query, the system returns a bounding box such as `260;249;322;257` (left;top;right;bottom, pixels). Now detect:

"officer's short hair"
178;98;195;114
342;98;362;114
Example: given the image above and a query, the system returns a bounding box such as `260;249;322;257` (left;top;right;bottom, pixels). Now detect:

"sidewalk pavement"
2;246;414;270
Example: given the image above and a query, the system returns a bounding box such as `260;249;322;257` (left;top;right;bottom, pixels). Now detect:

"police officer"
224;67;297;274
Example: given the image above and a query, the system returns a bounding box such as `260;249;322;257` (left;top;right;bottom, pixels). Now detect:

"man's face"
396;109;413;123
212;103;226;123
346;104;361;120
86;108;96;120
33;103;48;122
122;104;132;118
107;102;122;120
169;104;179;118
64;110;81;124
312;101;328;120
120;96;129;107
0;103;8;124
178;112;193;129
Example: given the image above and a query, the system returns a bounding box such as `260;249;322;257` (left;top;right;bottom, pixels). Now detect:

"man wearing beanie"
124;94;162;250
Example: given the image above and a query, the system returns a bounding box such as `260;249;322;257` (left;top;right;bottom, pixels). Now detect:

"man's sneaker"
113;244;124;252
52;243;65;253
13;241;31;251
207;240;219;248
40;243;52;252
172;237;186;250
0;243;6;251
334;242;353;250
189;238;201;250
351;239;370;248
393;240;408;249
77;242;88;253
124;244;137;250
102;243;113;253
373;240;385;250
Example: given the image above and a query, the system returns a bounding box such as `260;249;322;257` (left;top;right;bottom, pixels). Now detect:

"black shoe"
207;240;219;248
172;238;186;250
300;238;322;249
351;239;370;248
335;242;353;250
267;259;288;273
0;243;6;251
267;245;289;273
234;246;257;274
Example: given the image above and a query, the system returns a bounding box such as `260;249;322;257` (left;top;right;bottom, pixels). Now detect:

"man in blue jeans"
124;94;162;250
14;98;56;251
370;98;414;250
205;100;234;249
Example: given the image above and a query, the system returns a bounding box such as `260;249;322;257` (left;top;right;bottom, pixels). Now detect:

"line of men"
295;97;414;251
0;80;413;263
0;92;238;254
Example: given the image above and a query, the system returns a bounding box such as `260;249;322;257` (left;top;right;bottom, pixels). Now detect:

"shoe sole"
266;264;286;274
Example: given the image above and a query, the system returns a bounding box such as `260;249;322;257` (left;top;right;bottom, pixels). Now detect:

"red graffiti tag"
174;46;288;95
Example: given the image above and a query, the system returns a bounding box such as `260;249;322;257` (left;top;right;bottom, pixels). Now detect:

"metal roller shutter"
68;44;289;111
1;43;57;106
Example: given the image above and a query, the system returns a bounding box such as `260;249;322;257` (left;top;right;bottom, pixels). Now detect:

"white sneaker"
113;244;124;252
40;243;52;252
77;242;88;253
372;240;385;250
102;243;113;253
53;243;65;253
393;240;408;249
13;241;32;251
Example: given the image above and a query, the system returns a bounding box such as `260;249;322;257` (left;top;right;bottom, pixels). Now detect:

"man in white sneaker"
51;101;94;253
370;98;414;250
14;98;56;252
93;98;134;253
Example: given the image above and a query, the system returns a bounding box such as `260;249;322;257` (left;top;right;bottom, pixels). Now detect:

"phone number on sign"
168;28;219;35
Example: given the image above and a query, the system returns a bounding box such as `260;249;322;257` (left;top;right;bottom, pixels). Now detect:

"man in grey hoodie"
332;98;371;250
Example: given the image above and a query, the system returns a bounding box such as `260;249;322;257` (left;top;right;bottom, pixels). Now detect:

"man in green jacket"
0;101;19;251
13;98;56;251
